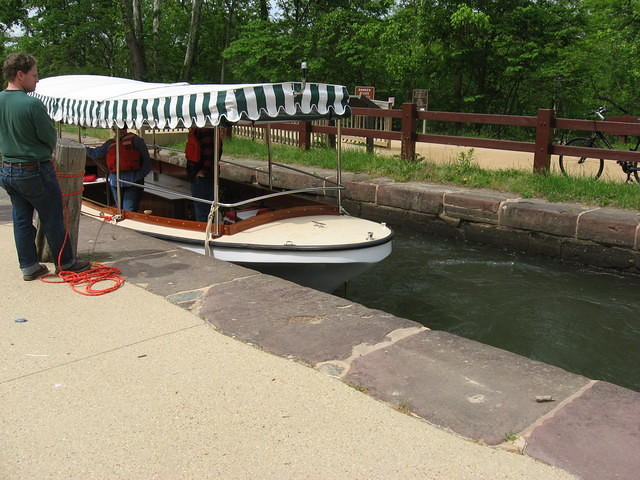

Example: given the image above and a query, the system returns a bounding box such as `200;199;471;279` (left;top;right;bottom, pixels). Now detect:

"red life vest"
105;133;142;173
185;130;201;163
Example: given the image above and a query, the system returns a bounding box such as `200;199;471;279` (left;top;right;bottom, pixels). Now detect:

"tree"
9;0;126;77
219;0;238;82
2;0;638;124
182;0;203;81
120;0;146;79
151;0;162;76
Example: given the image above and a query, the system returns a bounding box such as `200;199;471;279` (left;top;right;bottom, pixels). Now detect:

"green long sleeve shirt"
0;90;57;163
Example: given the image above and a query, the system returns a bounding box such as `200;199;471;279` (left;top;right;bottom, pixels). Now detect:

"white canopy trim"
32;75;350;129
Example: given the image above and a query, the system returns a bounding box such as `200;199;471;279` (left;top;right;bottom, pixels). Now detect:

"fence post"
221;125;233;141
365;115;375;153
298;120;311;150
401;103;417;161
327;119;336;149
533;109;554;173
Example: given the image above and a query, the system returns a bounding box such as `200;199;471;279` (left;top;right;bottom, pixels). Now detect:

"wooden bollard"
36;138;86;262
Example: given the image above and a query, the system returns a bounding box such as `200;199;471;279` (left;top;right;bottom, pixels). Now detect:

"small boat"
34;74;393;292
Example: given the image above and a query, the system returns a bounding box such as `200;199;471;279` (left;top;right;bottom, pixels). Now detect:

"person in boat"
0;52;90;280
185;127;223;222
86;126;151;212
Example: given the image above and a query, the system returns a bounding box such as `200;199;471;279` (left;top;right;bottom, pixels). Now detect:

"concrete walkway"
0;194;579;479
2;185;638;480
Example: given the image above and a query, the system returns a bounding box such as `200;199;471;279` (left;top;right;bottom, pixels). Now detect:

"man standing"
0;53;89;280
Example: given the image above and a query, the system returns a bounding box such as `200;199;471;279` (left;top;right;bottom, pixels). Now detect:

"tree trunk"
219;0;237;83
36;139;86;263
120;0;146;79
152;0;162;76
182;0;203;81
259;0;269;20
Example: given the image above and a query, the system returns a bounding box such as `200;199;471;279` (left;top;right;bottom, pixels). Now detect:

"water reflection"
341;229;640;392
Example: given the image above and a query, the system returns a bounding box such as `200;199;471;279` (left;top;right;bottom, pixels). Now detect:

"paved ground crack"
316;325;427;378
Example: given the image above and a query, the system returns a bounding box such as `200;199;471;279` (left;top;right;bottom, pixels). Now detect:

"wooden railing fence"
230;104;640;174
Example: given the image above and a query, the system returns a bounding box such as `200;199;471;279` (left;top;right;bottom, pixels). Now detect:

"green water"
341;229;640;392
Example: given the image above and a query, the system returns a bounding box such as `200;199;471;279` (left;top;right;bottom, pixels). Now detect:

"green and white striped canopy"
32;75;350;129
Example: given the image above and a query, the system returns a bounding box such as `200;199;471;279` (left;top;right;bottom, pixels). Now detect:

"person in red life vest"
86;127;151;212
185;127;222;222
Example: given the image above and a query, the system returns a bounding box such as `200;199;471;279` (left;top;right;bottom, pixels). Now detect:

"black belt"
2;161;49;170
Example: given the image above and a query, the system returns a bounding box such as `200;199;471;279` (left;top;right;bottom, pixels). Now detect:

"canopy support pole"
115;128;123;217
77;126;81;143
266;124;273;189
213;126;220;236
336;119;342;213
204;126;221;257
152;128;158;158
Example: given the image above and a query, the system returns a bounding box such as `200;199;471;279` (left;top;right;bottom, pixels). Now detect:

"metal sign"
355;86;375;99
412;89;428;109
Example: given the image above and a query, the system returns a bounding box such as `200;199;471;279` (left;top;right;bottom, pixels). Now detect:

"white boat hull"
179;239;392;292
82;204;393;292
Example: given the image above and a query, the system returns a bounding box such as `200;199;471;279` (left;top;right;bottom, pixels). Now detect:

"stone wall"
218;157;640;274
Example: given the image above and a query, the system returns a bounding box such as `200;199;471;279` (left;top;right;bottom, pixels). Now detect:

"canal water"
340;229;640;392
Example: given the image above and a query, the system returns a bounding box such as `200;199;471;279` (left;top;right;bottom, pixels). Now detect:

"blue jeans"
191;175;213;222
0;161;74;272
110;180;143;212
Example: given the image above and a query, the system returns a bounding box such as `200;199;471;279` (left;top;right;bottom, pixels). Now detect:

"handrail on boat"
150;144;343;188
125;143;347;212
117;178;344;209
153;145;183;154
221;158;343;188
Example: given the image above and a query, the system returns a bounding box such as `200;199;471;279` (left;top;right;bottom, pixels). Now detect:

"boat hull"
178;240;392;292
81;202;393;292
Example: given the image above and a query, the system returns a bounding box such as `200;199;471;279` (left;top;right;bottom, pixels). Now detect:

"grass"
345;382;369;394
394;402;413;415
62;125;113;141
221;138;640;211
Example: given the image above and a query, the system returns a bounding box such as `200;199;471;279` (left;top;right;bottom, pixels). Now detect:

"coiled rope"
39;168;125;295
41;263;125;296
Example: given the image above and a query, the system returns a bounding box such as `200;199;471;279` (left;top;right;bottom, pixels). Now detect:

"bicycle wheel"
620;160;640;183
558;137;605;179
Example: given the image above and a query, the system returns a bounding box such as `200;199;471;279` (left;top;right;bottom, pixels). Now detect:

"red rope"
81;210;114;222
56;173;84;178
40;264;125;296
61;189;84;197
39;165;125;295
56;172;84;197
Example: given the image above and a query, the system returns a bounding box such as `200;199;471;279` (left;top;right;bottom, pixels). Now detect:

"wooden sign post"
355;86;375;99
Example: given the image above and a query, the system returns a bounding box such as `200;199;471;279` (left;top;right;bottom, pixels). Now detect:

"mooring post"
533;108;554;173
36;138;86;262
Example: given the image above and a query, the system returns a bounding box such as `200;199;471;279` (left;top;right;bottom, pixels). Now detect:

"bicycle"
558;106;640;183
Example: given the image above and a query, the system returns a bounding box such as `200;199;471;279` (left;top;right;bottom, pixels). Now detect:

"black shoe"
56;261;91;274
23;264;50;281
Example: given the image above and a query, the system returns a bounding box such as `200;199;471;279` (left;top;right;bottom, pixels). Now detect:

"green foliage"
1;0;639;124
